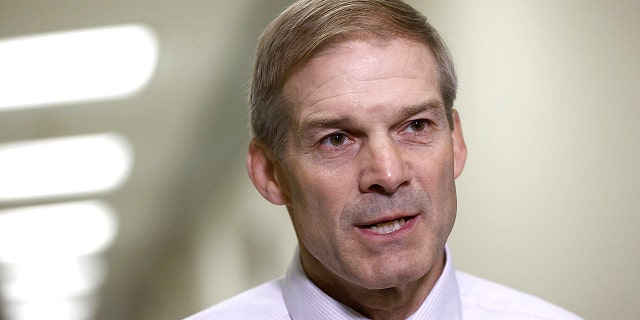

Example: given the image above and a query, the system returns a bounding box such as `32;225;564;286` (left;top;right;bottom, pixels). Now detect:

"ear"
451;109;467;179
246;139;290;205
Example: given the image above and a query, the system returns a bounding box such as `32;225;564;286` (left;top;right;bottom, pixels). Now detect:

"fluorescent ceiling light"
0;133;133;201
1;255;107;301
3;295;97;320
0;24;158;111
0;201;118;264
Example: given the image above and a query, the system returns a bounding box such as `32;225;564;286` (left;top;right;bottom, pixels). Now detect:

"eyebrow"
299;100;444;134
396;100;444;119
299;116;353;134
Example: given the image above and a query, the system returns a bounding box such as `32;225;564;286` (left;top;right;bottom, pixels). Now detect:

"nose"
358;136;411;194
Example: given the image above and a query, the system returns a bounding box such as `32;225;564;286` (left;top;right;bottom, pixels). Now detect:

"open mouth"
360;216;416;235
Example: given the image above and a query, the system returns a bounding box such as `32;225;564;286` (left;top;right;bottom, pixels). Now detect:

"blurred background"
0;0;638;319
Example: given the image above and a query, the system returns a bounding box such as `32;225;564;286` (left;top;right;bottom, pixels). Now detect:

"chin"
356;263;427;290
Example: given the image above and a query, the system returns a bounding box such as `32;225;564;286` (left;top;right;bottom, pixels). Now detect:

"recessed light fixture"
0;133;133;202
1;255;107;301
2;294;97;320
0;200;119;264
0;24;158;111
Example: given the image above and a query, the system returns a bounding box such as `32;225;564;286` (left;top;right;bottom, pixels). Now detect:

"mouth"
358;215;417;235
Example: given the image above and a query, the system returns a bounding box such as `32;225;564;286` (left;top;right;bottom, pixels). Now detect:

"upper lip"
356;213;418;228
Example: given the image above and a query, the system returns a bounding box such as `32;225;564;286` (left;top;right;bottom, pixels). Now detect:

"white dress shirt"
184;247;582;319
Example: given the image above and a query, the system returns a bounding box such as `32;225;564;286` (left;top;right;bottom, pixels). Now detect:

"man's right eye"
322;133;349;147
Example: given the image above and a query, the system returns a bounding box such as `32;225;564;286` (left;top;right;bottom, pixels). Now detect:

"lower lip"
356;215;419;240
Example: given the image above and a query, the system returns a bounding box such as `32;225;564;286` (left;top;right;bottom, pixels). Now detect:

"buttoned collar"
283;246;462;320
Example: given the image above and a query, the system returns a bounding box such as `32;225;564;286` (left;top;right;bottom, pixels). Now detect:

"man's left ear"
451;109;467;179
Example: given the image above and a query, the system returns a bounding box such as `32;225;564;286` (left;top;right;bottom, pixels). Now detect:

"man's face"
267;38;466;290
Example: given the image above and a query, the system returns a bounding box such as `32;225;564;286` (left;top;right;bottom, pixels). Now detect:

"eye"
405;119;429;133
321;132;350;147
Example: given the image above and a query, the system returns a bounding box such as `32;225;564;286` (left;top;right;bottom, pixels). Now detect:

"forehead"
283;38;441;125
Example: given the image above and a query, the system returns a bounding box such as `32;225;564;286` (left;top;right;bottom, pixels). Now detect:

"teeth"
368;218;406;234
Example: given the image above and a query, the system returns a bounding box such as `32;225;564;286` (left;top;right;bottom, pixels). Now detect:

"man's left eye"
406;119;429;132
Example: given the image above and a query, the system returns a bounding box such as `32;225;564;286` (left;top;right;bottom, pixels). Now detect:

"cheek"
411;150;453;184
285;167;353;243
433;155;458;229
411;147;457;208
287;163;352;212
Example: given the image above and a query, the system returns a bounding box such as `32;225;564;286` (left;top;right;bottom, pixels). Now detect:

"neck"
300;248;446;320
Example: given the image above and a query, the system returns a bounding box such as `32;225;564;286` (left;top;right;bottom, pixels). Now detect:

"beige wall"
191;1;640;319
416;1;640;319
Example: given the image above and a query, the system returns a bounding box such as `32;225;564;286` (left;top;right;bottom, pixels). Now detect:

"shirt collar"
282;246;462;320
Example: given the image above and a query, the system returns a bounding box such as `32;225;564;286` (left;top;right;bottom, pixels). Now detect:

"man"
186;0;582;319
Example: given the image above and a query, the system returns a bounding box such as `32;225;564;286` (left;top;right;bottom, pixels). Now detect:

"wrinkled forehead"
283;31;431;92
282;36;439;117
292;31;430;80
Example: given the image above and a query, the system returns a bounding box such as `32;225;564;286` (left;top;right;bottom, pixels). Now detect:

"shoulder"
455;271;583;320
183;278;290;320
